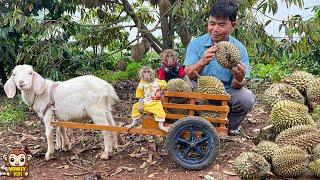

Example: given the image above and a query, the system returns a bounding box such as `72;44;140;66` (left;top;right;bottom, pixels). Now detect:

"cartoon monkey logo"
2;148;31;177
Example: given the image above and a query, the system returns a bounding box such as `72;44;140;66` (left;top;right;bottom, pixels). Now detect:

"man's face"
207;16;236;42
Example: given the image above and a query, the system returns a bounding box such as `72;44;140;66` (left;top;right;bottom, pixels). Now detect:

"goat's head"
4;65;46;98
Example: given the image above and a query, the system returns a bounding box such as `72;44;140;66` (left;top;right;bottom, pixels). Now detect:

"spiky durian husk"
276;130;320;153
272;146;308;178
283;70;315;94
275;125;318;144
167;78;192;103
178;28;191;47
306;78;320;105
270;100;315;133
313;144;320;159
159;0;171;15
166;78;192;115
131;43;145;61
234;152;271;180
263;83;305;110
197;76;226;118
141;39;151;54
308;159;320;177
197;76;226;95
256;141;279;161
215;41;241;69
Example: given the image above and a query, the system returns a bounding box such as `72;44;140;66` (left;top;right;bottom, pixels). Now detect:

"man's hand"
200;45;217;66
231;62;246;82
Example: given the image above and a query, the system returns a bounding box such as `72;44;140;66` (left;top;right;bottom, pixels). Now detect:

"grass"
0;97;27;128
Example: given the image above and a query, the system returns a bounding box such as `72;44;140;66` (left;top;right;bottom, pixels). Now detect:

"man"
184;0;256;135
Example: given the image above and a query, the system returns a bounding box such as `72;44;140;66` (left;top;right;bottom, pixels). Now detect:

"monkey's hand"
138;105;143;114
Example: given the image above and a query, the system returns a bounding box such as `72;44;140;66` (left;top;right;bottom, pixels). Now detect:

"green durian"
283;70;315;94
308;159;320;177
215;41;241;69
272;146;309;178
263;83;305;110
234;152;271;180
270;100;315;133
256;141;279;161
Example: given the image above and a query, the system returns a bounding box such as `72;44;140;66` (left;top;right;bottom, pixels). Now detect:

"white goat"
4;65;119;160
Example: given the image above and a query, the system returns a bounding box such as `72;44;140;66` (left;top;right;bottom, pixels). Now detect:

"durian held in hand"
215;41;241;69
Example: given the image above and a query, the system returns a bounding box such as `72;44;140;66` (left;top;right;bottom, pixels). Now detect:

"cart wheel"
166;116;220;170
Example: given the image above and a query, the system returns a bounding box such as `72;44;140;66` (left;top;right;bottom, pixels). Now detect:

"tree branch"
120;0;163;53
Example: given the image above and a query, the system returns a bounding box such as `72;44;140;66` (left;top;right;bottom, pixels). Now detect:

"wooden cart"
51;91;230;170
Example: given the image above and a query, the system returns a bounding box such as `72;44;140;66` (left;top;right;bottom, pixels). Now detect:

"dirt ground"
0;80;317;180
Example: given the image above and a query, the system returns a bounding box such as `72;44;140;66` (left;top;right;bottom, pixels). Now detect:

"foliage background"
0;0;319;83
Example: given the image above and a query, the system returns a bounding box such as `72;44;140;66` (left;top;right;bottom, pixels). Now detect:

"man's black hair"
210;0;239;22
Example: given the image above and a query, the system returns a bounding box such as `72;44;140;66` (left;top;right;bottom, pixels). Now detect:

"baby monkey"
126;66;169;132
157;49;193;88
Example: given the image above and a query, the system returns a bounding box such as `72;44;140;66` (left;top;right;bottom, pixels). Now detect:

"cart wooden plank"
50;121;166;136
164;91;230;100
163;103;229;112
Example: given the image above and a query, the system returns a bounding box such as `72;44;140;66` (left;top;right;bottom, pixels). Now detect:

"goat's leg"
43;112;55;161
87;106;112;159
59;127;71;151
55;127;62;150
107;111;118;152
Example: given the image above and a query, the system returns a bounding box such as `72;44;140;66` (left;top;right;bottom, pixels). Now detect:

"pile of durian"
165;75;228;116
234;70;320;179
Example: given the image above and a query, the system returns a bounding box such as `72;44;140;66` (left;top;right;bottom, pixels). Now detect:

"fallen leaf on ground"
146;153;153;163
57;165;69;169
204;174;215;180
122;166;135;172
24;121;35;127
147;172;158;178
140;162;148;169
222;170;237;176
111;167;123;176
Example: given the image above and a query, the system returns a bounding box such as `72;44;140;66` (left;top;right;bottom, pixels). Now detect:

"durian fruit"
263;83;305;110
141;39;151;54
283;70;315;94
167;78;192;103
234;152;271;180
256;141;279;161
308;159;320;177
197;76;227;118
312;106;320;126
159;0;171;15
178;28;191;47
272;146;309;178
166;78;192;115
131;43;145;61
270;100;315;133
275;125;320;153
313;144;320;159
306;78;320;106
215;41;241;69
197;76;226;95
117;60;127;71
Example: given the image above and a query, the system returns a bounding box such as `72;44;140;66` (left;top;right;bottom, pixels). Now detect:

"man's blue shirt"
184;33;250;89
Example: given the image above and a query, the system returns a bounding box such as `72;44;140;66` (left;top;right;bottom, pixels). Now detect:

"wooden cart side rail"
163;103;229;112
164;91;230;100
51;121;167;136
165;113;228;124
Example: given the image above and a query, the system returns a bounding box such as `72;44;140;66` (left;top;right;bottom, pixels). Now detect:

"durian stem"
193;71;201;78
262;124;274;131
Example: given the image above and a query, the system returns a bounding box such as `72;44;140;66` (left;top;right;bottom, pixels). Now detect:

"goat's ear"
33;72;46;95
4;76;16;98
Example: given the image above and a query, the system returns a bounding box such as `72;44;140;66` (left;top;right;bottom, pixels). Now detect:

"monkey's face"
143;70;152;81
164;53;176;66
9;153;26;166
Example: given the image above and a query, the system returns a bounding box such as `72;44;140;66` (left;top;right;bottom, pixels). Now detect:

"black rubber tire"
166;116;220;170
